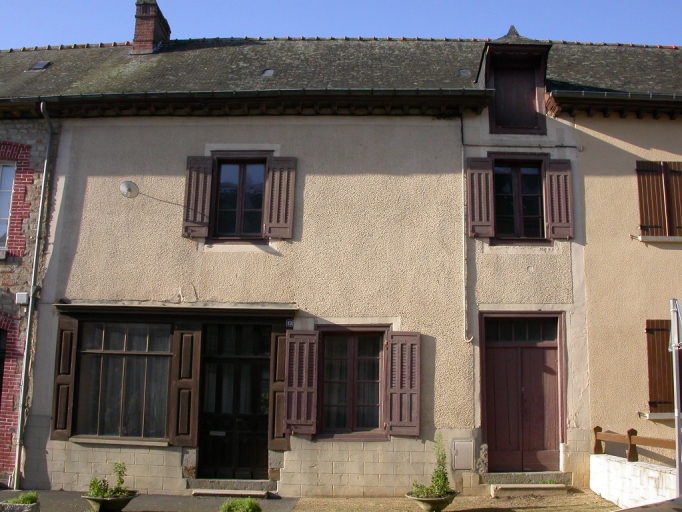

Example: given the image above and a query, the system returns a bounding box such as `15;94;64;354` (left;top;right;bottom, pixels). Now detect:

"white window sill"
645;413;675;421
638;236;682;243
68;436;169;447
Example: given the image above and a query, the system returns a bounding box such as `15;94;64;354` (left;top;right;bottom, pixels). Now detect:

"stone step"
191;489;270;499
490;483;568;498
187;479;276;492
480;471;572;485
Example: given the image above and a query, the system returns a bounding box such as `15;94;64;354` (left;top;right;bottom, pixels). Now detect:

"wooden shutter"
264;157;297;239
51;316;78;441
269;333;290;450
666;162;682;236
283;330;318;434
467;158;495;238
646;320;674;413
183;156;213;238
169;328;201;446
636;161;666;236
385;331;420;436
545;159;574;239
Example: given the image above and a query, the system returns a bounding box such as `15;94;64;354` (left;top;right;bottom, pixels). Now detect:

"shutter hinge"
383;422;387;431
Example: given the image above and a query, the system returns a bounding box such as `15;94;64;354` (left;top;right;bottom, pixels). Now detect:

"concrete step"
187;479;277;492
490;483;568;498
480;471;572;485
191;489;270;498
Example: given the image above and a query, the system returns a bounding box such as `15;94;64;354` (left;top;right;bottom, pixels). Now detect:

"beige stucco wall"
576;114;682;467
25;115;480;494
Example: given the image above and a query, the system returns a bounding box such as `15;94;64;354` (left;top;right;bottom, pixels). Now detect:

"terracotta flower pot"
82;492;138;512
406;492;456;512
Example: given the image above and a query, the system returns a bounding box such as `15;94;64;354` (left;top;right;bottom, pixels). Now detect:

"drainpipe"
12;102;54;489
460;115;473;344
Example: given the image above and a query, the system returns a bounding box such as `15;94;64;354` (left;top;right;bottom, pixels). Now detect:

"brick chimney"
132;0;171;54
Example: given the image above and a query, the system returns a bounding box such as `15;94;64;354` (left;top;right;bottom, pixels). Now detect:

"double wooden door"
484;317;560;472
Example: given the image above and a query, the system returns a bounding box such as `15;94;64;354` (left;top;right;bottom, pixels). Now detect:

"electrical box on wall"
15;292;30;305
451;439;475;471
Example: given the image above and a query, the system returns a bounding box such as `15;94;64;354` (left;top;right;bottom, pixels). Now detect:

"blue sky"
1;0;680;50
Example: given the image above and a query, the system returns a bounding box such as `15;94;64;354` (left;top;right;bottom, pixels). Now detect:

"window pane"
144;357;169;437
82;323;104;350
324;383;347;406
149;325;171;352
220;164;240;186
103;324;125;351
127;324;148;351
99;355;123;435
357;360;379;381
326;336;348;358
499;320;513;341
76;354;101;435
242;211;262;234
357;406;379;429
244;188;263;210
219;187;238;210
358;336;381;358
514;320;527;342
542;320;558;341
357;383;379;405
485;319;499;342
522;196;542;216
121;356;145;437
239;365;251;414
325;359;347;381
217;211;236;234
0;166;15;191
521;172;541;194
324;407;347;429
523;217;543;238
0;220;7;247
494;171;513;194
495;195;514;216
245;164;265;186
528;321;542;342
496;217;515;237
221;363;235;414
0;192;11;218
203;362;217;413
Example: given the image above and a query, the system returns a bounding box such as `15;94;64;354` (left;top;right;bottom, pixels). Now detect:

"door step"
191;489;270;499
187;479;277;492
490;483;568;498
480;471;572;485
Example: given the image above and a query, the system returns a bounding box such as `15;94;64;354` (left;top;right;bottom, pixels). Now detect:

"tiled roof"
0;36;679;101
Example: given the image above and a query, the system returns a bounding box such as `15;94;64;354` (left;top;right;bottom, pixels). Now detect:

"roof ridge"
0;42;132;53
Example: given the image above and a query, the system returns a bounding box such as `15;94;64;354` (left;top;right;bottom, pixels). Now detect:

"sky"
0;0;680;51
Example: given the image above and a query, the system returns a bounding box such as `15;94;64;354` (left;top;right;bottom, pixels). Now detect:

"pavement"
0;490;298;512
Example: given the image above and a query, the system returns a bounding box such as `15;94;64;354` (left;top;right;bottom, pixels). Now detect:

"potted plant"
82;462;138;512
0;491;39;512
406;433;457;512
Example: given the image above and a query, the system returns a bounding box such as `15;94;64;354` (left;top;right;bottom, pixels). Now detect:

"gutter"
550;90;681;102
12;101;53;489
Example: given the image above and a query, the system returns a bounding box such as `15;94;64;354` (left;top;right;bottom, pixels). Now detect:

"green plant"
219;497;262;512
410;433;455;499
541;479;560;484
84;462;135;498
4;491;38;504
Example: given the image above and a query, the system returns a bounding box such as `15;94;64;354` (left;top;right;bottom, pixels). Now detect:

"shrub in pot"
0;491;39;512
82;462;138;512
406;433;457;512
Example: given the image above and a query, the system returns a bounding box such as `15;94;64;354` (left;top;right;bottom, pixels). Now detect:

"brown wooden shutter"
183;156;213;238
169;327;202;446
264;157;297;239
646;319;674;413
636;161;666;236
467;158;495;237
269;333;290;450
385;331;420;436
51;316;78;441
666;162;682;236
545;159;574;239
283;330;318;435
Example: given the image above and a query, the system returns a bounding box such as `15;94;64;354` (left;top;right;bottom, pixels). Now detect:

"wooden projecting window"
636;161;682;237
645;319;678;413
183;151;297;241
467;156;573;241
283;329;421;439
75;322;172;438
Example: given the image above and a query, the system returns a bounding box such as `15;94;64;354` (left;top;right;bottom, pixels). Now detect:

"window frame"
493;160;545;241
0;162;16;250
485;45;548;136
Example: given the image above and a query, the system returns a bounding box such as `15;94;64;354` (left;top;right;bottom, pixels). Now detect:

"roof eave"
547;90;682;119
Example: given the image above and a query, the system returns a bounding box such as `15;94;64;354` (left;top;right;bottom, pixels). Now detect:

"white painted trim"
204;143;281;156
638;236;682;243
69;436;169;447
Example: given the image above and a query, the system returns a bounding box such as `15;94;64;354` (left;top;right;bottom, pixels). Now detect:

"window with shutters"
283;327;421;440
74;322;172;438
646;319;677;413
636;162;682;238
183;151;297;241
467;154;574;242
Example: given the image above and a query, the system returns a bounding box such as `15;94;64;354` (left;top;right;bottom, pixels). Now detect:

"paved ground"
0;488;619;512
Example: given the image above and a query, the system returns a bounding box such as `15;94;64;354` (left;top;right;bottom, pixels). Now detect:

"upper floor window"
0;164;16;248
183;151;297;241
467;155;574;241
636;161;682;237
485;45;549;135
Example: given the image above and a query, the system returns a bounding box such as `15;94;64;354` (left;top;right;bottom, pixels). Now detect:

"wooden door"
198;324;271;479
484;317;559;472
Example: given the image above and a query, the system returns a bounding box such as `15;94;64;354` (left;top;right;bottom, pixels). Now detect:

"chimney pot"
132;0;171;54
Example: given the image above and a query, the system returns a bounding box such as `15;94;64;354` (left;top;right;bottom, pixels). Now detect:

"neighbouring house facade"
0;0;680;498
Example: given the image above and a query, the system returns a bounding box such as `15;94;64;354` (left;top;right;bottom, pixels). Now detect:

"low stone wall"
590;453;676;508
